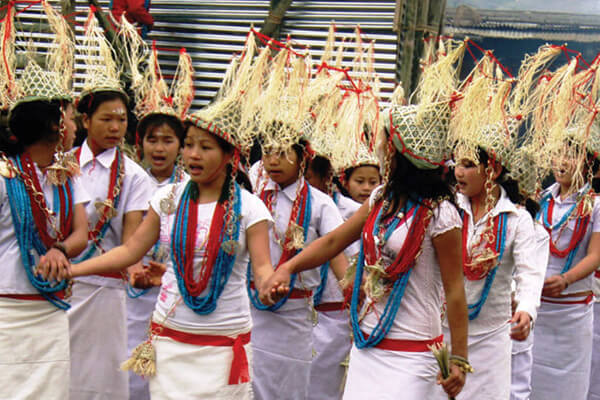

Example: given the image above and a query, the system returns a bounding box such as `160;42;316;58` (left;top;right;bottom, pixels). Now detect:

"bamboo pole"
260;0;293;42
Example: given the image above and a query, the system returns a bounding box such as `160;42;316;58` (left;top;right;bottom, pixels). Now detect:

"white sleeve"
592;196;600;233
70;175;91;205
513;212;548;323
242;190;273;230
430;200;462;238
124;162;153;213
317;195;344;236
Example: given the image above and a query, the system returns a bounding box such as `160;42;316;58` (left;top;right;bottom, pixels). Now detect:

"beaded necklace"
127;165;186;299
171;180;241;315
73;146;125;261
18;153;73;246
538;186;591;273
5;155;73;309
350;196;434;348
462;211;508;320
247;180;312;311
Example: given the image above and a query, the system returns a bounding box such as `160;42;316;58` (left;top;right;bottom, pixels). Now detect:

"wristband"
51;242;68;258
449;355;474;374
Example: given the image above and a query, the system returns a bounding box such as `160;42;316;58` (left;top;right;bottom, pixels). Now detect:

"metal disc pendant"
0;160;16;178
160;197;176;214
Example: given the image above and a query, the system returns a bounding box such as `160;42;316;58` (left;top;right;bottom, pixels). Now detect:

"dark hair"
478;148;539;218
587;152;600;177
308;155;332;180
291;138;310;174
3;99;65;156
138;113;185;147
77;90;129;116
383;150;455;219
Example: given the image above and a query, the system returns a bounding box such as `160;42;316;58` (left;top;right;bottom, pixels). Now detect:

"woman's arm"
247;220;276;303
38;203;89;281
543;232;600;296
71;208;160;277
433;227;468;398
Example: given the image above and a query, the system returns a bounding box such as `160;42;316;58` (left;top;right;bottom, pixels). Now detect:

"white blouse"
0;161;90;294
538;183;600;295
151;183;272;332
361;186;462;341
456;188;543;335
74;141;153;288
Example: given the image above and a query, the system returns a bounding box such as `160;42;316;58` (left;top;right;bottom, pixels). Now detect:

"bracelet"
51;242;68;258
561;273;570;289
449;354;474;374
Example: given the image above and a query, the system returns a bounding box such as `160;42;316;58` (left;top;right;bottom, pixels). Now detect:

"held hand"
542;274;568;297
38;248;71;282
510;311;532;341
144;261;167;287
129;263;151;289
259;265;292;305
438;364;466;398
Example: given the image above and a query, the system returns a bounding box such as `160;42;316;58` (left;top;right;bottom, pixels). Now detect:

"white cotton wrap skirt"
0;297;70;400
531;298;593;400
308;308;352;400
251;301;313;400
588;301;600;400
511;332;534;400
432;323;511;400
148;321;253;400
68;280;129;400
342;343;440;400
126;286;160;400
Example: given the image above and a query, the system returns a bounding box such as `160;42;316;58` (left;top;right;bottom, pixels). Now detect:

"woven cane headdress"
528;46;600;192
307;25;381;173
383;38;466;172
3;1;79;184
77;7;126;108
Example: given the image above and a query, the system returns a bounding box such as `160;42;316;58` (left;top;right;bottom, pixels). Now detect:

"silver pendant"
160;197;176;215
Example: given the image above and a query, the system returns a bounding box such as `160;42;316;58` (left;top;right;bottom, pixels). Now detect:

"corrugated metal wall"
13;0;399;110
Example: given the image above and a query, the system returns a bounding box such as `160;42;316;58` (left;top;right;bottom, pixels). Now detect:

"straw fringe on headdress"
78;8;125;102
383;38;466;171
451;43;562;171
187;29;264;155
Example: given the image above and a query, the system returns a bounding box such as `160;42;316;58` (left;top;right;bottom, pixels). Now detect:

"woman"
71;109;280;399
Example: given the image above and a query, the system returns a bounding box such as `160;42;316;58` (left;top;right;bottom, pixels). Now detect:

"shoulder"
123;154;149;178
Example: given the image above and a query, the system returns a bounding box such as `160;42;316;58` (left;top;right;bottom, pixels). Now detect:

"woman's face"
552;154;577;188
182;126;230;184
345;165;381;204
143;123;181;176
83;98;128;153
454;158;487;198
262;147;301;189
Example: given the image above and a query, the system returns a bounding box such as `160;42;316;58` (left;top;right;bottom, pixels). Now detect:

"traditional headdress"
529;48;600;193
383;38;466;174
3;0;79;184
77;7;126;111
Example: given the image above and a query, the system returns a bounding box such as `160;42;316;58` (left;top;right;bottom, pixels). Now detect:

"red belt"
315;302;346;312
541;293;594;305
151;321;251;385
0;290;65;301
250;281;312;299
362;331;444;352
97;271;124;279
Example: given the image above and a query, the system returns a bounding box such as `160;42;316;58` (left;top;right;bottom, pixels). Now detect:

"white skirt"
127;286;160;400
308;309;352;400
149;326;253;400
343;343;439;400
432;324;511;400
68;280;129;400
0;297;69;400
589;301;600;400
251;304;313;400
511;332;534;400
531;299;593;400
